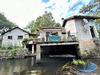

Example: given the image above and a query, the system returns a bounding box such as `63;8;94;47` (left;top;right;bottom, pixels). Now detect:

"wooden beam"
32;45;34;54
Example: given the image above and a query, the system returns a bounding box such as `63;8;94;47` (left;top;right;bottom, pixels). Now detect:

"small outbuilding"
2;27;36;46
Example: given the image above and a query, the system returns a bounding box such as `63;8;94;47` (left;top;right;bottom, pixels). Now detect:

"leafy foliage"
24;20;34;30
22;37;34;45
31;11;60;34
80;0;100;33
0;13;17;33
80;0;100;14
0;43;24;50
72;59;86;65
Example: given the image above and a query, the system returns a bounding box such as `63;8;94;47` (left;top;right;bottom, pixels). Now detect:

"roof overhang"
62;15;100;27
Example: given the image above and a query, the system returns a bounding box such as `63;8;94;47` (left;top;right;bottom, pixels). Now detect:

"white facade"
64;19;99;41
2;28;30;46
63;15;100;54
39;29;62;40
37;27;66;41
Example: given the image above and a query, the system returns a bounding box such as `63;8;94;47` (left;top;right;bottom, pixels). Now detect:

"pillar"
36;44;41;63
24;44;26;49
32;45;34;54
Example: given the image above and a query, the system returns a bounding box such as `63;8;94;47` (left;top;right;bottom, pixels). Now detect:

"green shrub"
9;50;16;58
72;59;86;65
22;37;34;45
62;36;66;41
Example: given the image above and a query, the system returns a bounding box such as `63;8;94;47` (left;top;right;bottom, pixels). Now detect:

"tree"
0;13;17;33
80;0;100;14
31;11;60;34
24;20;34;30
80;0;100;34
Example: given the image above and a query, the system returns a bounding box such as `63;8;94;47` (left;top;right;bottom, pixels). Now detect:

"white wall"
39;29;62;41
75;19;99;41
2;28;29;46
64;19;77;38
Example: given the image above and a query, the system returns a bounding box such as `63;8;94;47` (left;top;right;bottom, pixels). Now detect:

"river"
0;56;100;75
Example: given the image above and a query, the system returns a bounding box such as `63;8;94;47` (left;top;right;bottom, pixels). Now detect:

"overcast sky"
0;0;91;28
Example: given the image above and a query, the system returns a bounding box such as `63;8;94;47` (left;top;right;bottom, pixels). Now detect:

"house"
62;15;100;54
2;27;36;46
36;27;66;41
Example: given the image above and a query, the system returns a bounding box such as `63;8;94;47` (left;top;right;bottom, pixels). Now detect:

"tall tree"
31;11;60;34
80;0;100;14
0;13;17;33
80;0;100;33
24;20;34;30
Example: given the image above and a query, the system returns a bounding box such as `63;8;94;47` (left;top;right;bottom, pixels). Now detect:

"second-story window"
18;36;23;40
8;36;12;40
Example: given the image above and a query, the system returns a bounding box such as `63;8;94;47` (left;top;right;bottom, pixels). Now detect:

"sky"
0;0;91;28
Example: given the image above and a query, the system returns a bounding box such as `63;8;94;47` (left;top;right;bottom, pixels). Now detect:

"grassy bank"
0;42;28;59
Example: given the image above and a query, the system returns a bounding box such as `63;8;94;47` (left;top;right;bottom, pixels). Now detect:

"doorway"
46;32;50;41
90;26;95;38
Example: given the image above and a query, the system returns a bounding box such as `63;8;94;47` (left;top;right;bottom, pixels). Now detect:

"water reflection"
0;57;100;75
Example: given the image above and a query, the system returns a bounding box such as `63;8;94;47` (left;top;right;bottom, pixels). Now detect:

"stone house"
62;15;100;54
36;27;66;41
2;27;36;46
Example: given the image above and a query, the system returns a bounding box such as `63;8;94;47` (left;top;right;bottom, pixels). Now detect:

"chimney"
61;18;64;23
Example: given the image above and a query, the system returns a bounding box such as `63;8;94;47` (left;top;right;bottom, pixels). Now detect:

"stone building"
62;15;100;54
2;27;36;46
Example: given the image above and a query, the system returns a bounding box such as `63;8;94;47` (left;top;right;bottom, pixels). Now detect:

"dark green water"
0;56;100;75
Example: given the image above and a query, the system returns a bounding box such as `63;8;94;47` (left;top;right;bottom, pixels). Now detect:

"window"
51;32;58;36
18;36;23;40
8;36;12;39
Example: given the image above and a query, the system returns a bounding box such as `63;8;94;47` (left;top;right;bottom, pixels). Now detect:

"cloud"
0;0;90;28
0;0;45;28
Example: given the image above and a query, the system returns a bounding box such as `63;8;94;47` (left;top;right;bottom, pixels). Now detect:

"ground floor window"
18;36;23;40
8;36;12;39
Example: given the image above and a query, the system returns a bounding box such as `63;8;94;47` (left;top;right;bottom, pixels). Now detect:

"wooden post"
36;44;41;63
32;45;34;54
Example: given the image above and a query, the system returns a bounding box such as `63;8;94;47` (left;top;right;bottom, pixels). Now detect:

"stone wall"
79;40;96;54
0;50;10;57
0;50;28;59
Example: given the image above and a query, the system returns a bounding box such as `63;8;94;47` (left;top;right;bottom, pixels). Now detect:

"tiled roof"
37;27;63;29
2;27;36;36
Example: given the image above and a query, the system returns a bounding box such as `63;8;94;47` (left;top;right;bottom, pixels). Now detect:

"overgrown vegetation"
22;37;34;45
56;59;86;75
0;43;23;50
62;36;66;41
0;43;28;58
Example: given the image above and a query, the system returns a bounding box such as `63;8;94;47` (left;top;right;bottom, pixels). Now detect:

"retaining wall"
0;50;28;59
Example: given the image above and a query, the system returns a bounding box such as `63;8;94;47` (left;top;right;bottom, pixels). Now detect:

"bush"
9;50;16;58
22;37;34;45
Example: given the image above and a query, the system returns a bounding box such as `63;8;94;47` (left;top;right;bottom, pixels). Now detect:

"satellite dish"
84;25;88;31
83;18;88;24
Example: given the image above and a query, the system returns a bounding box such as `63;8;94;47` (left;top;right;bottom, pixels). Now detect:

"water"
0;56;100;75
